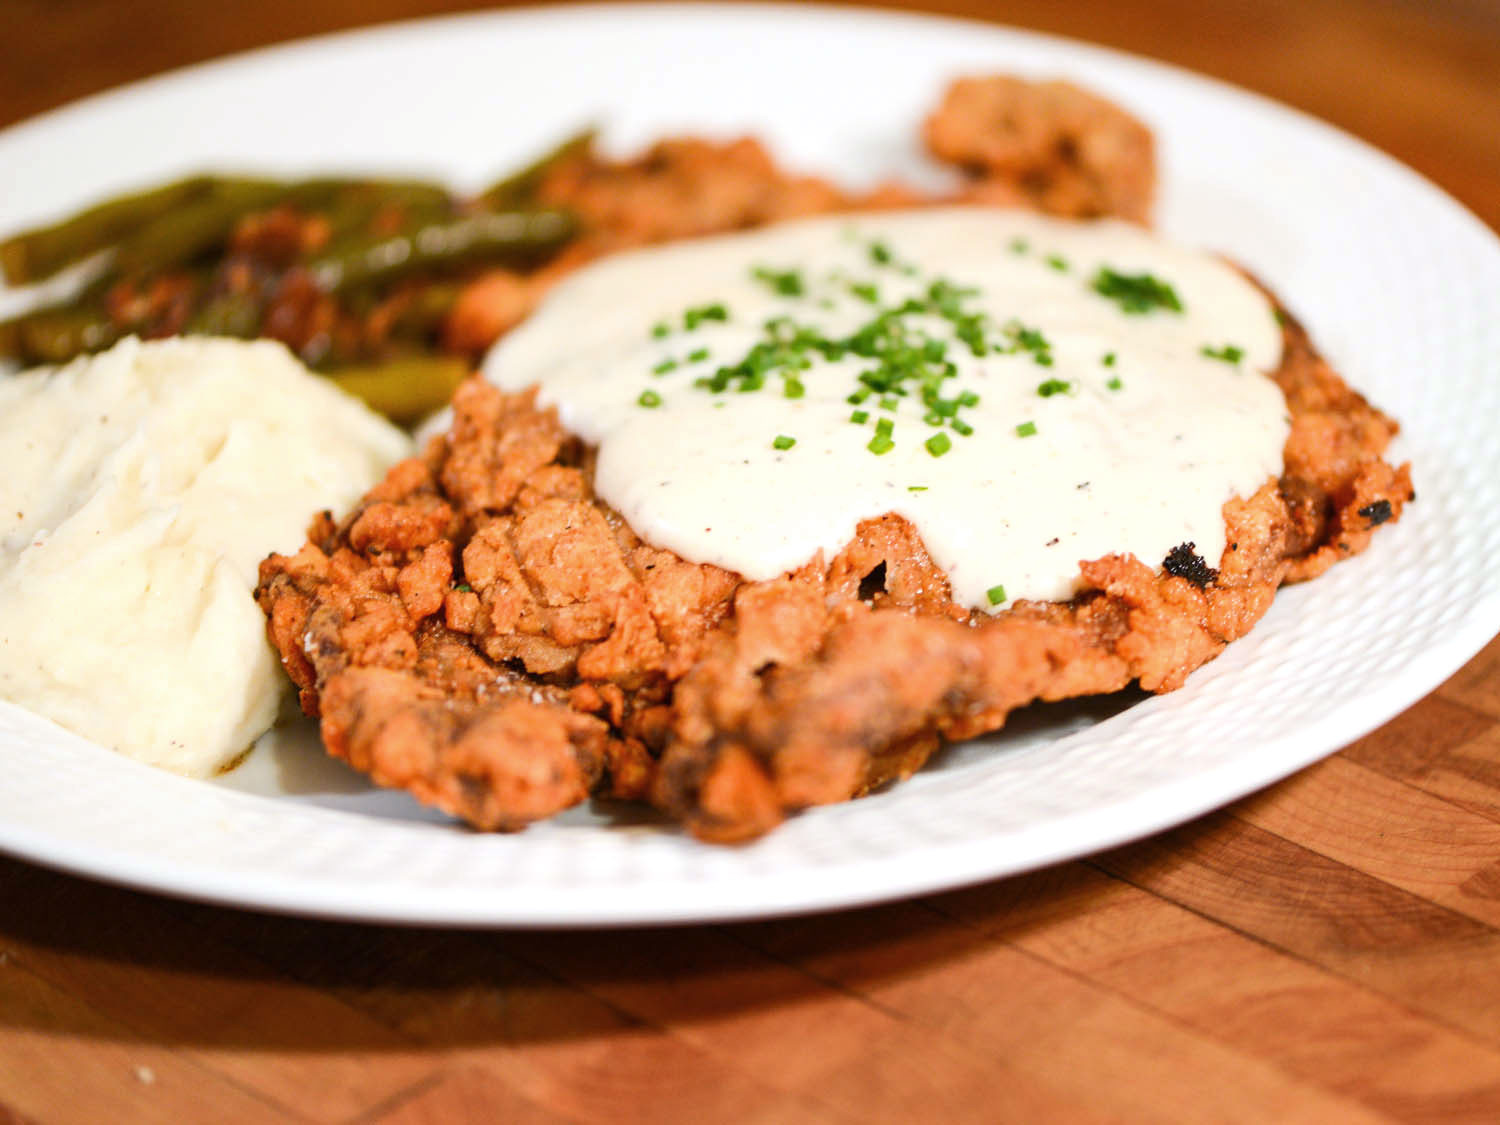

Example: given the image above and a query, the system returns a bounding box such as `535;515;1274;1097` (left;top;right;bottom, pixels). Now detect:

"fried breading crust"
256;304;1411;840
923;75;1157;223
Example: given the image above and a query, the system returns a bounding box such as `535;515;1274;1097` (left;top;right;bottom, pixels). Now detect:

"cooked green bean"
476;127;596;210
327;354;470;424
108;180;298;276
289;178;453;212
306;209;576;293
0;305;120;365
104;177;460;277
0;175;216;286
185;292;263;338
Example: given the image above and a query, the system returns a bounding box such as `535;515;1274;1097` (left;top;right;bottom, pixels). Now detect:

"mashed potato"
0;337;412;775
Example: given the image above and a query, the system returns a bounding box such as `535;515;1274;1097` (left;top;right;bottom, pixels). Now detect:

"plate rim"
2;1;1498;927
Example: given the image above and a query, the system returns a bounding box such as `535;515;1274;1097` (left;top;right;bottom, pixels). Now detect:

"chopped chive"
925;432;952;457
849;281;880;304
1102;351;1117;367
869;241;893;265
1090;268;1183;315
453;582;473;593
1037;378;1071;397
652;358;677;375
986;584;1008;605
1015;421;1037;437
683;302;729;330
923;411;943;426
1200;343;1245;364
1045;254;1069;272
772;434;796;450
868;433;895;455
783;377;806;399
957;390;979;407
1009;237;1029;255
752;266;804;297
651;321;670;339
847;388;871;404
875;417;894;438
951;418;974;437
1106;376;1123;391
637;389;662;408
687;347;710;363
879;395;899;411
908;485;929;492
850;409;869;424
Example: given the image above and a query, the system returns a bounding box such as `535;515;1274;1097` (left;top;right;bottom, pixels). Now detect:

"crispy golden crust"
923;75;1156;223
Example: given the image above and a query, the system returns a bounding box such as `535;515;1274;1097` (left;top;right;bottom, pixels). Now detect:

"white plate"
2;3;1498;927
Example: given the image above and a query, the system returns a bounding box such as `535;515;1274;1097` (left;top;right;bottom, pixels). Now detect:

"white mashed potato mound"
0;337;412;775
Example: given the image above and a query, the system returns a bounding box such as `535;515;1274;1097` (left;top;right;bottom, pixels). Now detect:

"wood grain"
1;1;1498;1122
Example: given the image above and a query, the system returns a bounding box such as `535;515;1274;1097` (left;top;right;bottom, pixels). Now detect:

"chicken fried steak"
256;303;1410;840
256;77;1407;841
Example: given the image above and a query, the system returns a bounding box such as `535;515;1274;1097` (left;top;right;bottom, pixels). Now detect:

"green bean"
105;176;461;277
305;209;576;294
107;180;296;276
0;305;120;366
475;127;596;210
0;175;216;286
288;178;453;212
327;354;470;424
185;292;263;338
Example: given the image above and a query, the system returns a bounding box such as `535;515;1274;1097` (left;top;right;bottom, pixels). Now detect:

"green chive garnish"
752;266;804;297
1015;421;1037;437
684;302;729;330
637;390;662;408
850;410;869;424
1200;343;1245;364
925;432;952;457
772;434;796;450
986;584;1008;605
1106;376;1123;391
1090;268;1183;315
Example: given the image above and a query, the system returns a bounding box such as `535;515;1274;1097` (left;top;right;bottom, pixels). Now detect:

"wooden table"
3;2;1499;1120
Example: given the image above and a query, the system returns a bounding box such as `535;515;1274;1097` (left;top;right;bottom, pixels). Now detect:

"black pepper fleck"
1163;542;1218;587
1357;498;1393;526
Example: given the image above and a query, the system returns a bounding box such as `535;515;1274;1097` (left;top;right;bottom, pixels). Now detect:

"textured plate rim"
1;2;1497;927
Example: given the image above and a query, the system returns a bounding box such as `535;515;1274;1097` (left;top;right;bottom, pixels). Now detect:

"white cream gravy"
483;208;1288;610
